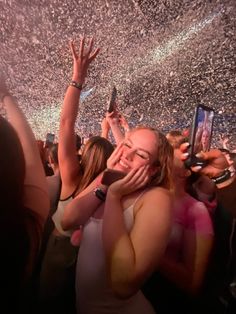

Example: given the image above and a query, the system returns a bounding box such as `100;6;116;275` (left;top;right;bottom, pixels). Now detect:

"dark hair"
48;143;59;165
76;134;82;150
0;116;25;208
0;116;31;302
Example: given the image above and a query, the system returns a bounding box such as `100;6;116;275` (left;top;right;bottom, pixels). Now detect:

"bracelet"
211;169;231;184
93;187;106;202
69;81;83;90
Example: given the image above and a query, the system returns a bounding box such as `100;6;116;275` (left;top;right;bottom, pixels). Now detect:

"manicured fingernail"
194;166;202;170
195;153;202;158
182;152;189;157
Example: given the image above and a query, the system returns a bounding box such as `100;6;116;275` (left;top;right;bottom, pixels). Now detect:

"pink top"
166;193;214;261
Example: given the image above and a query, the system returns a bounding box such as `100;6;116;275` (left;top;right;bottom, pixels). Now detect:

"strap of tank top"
59;181;81;201
132;188;149;208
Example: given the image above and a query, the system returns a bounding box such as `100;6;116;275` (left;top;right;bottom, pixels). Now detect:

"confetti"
0;0;235;148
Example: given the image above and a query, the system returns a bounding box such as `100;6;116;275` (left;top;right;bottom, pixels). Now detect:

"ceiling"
0;0;235;146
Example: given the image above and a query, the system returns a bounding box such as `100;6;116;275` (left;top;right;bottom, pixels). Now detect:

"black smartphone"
101;169;126;186
185;104;214;168
45;132;55;148
107;86;117;113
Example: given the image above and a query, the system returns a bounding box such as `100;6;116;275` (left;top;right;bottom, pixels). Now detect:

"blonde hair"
129;126;174;189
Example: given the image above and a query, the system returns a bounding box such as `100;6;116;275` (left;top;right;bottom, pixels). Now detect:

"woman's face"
201;130;210;150
114;129;159;174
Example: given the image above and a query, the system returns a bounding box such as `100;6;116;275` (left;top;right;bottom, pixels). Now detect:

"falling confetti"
0;0;235;149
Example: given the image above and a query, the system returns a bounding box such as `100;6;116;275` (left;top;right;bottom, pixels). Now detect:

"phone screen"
190;105;214;156
45;133;55;147
107;86;117;113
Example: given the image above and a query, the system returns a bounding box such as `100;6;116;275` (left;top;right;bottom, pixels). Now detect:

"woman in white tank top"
62;125;174;314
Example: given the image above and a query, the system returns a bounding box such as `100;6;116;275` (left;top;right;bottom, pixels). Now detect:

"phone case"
101;169;126;186
189;104;214;156
107;86;117;113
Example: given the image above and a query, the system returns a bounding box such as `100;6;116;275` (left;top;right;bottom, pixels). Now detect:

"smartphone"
45;132;55;148
101;169;126;186
107;86;117;113
185;104;214;168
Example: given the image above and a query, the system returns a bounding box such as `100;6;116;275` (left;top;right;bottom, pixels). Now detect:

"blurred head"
166;130;191;183
115;127;173;189
0;116;25;208
79;136;114;191
166;130;188;149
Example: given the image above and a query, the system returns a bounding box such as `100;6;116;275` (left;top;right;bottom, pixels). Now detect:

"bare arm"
101;116;110;139
102;167;172;298
106;111;124;145
59;37;99;197
3;95;49;224
62;173;107;230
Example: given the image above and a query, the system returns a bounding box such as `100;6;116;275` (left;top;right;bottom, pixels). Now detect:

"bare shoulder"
134;187;173;216
142;186;172;202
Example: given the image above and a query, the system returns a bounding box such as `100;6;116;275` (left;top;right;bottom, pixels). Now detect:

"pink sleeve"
187;201;214;235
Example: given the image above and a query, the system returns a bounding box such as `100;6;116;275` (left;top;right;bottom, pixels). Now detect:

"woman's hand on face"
107;142;123;169
70;36;100;84
108;165;150;199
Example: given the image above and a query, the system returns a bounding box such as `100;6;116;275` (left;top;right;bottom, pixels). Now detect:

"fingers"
79;35;85;59
196;149;221;160
87;37;94;55
122;165;149;188
89;47;100;61
70;40;77;60
179;142;190;153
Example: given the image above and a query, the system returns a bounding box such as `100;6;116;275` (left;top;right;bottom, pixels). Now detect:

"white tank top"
52;197;73;237
76;193;156;314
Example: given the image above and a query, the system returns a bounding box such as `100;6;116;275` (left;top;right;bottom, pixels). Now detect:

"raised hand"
70;36;100;84
105;109;120;127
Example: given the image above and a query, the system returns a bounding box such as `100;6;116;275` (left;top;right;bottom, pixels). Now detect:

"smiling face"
114;128;159;175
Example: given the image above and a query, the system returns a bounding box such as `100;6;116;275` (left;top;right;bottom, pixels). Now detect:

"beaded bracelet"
69;81;83;90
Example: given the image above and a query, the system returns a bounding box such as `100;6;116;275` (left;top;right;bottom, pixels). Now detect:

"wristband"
211;169;231;184
94;187;106;202
69;81;83;90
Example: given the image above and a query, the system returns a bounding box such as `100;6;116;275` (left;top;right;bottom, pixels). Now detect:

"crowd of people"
0;36;235;314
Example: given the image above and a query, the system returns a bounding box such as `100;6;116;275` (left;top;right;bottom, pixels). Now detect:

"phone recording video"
185;104;214;168
101;169;126;186
107;86;117;113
